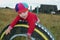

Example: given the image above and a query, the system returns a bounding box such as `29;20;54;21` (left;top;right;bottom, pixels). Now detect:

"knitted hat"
15;2;29;13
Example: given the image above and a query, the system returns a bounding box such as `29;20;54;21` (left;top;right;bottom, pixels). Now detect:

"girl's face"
19;11;28;19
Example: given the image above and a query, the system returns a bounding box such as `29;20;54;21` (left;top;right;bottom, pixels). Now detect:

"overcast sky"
0;0;60;10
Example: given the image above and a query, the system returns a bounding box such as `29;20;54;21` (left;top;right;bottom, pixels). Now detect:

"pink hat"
15;2;29;13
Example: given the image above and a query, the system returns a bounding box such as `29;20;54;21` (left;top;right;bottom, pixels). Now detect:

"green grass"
38;13;60;40
0;8;60;40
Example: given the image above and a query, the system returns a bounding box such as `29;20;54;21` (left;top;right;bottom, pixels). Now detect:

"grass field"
0;8;60;40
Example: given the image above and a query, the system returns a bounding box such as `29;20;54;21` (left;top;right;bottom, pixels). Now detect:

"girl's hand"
5;28;11;35
5;26;12;35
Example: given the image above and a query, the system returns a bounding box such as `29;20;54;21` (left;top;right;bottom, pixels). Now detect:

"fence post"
37;6;39;14
30;6;32;12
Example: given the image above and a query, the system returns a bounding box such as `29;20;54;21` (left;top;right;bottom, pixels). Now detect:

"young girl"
5;2;40;40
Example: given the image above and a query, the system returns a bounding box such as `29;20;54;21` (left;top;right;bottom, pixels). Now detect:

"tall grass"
38;13;60;40
0;8;17;32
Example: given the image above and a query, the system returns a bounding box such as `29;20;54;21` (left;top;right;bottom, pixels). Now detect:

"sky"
0;0;60;10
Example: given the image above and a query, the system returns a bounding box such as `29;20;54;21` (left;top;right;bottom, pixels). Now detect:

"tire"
0;21;54;40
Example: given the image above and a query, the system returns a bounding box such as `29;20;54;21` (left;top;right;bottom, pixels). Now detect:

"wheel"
0;21;54;40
